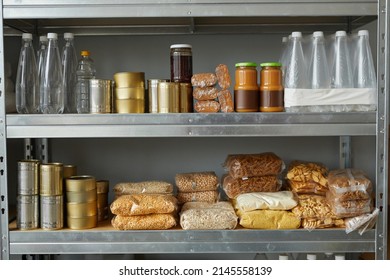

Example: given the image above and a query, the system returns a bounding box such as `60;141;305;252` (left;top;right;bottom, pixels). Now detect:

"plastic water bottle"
37;35;48;85
308;31;331;89
62;33;78;113
75;50;96;113
284;31;308;88
353;30;376;88
331;31;353;88
39;33;64;114
279;35;291;78
15;33;39;114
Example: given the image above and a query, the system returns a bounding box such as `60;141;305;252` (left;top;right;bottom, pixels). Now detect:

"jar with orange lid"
234;62;259;112
259;62;284;112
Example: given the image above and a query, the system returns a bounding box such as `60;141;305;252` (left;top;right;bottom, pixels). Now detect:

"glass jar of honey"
234;62;259;112
259;62;284;112
170;44;193;83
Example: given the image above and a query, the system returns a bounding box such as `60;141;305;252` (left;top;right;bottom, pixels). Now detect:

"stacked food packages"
191;64;234;113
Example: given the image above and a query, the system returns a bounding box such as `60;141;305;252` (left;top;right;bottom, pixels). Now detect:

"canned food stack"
96;180;109;221
17;160;40;230
191;64;233;113
66;175;97;229
175;171;220;205
113;72;145;113
40;163;64;230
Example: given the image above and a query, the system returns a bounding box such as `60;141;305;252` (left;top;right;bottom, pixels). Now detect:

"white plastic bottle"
15;33;39;114
75;50;96;113
353;30;376;88
331;31;353;88
39;33;64;114
284;31;308;88
308;31;331;89
62;33;78;113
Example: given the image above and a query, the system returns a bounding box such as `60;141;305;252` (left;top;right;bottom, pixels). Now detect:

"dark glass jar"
259;62;284;112
170;44;193;83
234;62;259;112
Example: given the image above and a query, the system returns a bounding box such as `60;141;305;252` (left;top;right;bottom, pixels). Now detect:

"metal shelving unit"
0;0;388;260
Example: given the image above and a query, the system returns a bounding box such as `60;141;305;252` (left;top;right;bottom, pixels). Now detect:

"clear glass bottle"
308;31;331;89
75;50;96;113
62;33;78;113
39;32;64;114
16;33;40;114
331;31;353;88
284;31;308;88
353;30;376;88
37;35;48;86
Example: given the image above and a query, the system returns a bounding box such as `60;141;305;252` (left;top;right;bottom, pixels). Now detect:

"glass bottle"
353;30;376;88
284;31;308;88
15;33;39;114
62;32;78;113
331;31;353;88
234;62;259;112
259;62;284;112
75;50;96;113
308;31;331;89
170;44;193;83
39;33;64;114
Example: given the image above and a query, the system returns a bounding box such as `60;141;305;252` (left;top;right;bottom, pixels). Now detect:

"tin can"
115;87;145;100
17;195;39;230
98;206;109;222
67;201;97;217
157;82;180;113
40;163;63;196
115;99;144;113
67;215;97;230
66;189;97;203
179;83;193;113
89;79;112;113
113;72;145;88
17;159;40;195
63;165;77;179
66;175;96;192
148;79;169;113
96;180;109;194
40;195;63;230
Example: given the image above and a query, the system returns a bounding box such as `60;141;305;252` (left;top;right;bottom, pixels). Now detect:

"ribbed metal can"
17;195;39;230
40;163;63;196
179;83;193;113
157;82;180;113
89;79;112;113
17;159;40;195
148;79;169;113
40;195;63;230
63;165;77;179
66;175;96;192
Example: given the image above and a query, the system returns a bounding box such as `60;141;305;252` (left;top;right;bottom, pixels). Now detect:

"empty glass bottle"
308;31;331;89
16;33;39;114
284;32;308;88
39;33;64;114
75;50;96;113
353;30;376;88
62;33;78;113
331;31;353;88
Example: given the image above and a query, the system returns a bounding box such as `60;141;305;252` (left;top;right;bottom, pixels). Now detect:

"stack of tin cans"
17;160;40;230
40;163;64;230
66;175;98;229
113;72;145;113
96;180;109;221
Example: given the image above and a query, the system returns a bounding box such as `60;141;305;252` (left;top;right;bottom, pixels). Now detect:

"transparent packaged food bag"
112;213;177;230
175;171;219;192
345;208;379;235
238;209;301;230
234;191;298;212
114;181;173;198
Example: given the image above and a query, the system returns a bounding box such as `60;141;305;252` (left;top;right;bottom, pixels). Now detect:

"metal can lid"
170;44;192;49
235;62;257;68
260;62;282;67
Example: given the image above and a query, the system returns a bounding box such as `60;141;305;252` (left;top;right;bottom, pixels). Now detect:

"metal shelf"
6;112;376;138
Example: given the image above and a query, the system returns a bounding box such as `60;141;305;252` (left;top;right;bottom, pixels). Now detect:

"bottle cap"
358;30;369;36
22;33;33;40
47;33;58;39
313;31;324;38
335;254;345;260
307;254;317;260
335;30;347;37
170;44;192;49
282;37;288;43
235;62;257;67
278;254;289;260
291;31;302;38
81;50;90;56
39;35;48;42
260;62;282;67
64;33;74;39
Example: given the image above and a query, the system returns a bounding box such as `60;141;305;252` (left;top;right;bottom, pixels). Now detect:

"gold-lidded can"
40;195;63;230
89;79;112;114
66;175;96;192
115;99;144;113
18;159;40;195
113;72;145;88
179;83;193;113
157;82;180;113
66;189;97;203
67;201;97;217
67;215;97;230
40;163;63;196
